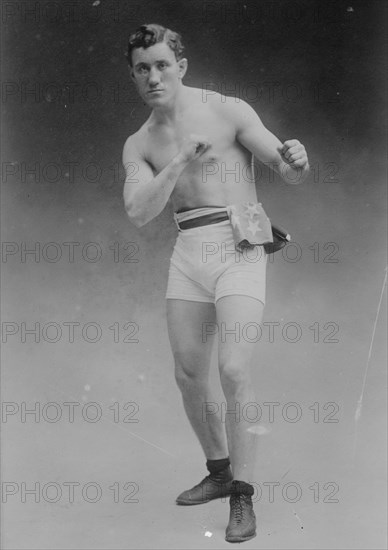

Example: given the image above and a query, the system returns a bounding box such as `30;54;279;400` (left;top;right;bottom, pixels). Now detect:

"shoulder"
200;88;260;124
184;85;259;121
183;85;245;112
122;121;150;160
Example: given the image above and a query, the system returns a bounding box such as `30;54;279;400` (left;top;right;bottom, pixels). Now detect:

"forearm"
235;105;309;185
125;154;188;227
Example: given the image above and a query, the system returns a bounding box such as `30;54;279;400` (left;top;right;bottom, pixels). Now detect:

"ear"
129;66;136;83
177;58;188;79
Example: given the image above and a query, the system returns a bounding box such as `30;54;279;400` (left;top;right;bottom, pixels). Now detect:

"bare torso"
134;87;258;211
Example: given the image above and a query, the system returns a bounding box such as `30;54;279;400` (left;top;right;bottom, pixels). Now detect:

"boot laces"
197;473;228;487
198;475;210;487
193;475;216;491
231;494;245;523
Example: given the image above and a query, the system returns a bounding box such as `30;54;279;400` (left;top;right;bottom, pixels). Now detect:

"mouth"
147;89;164;95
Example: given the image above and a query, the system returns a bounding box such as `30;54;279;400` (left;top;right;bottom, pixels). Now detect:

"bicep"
234;101;287;171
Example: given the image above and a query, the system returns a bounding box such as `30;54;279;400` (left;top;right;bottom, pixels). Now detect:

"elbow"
124;202;147;228
130;216;147;229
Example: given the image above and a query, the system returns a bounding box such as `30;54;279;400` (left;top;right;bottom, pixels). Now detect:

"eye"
158;62;167;70
137;66;148;75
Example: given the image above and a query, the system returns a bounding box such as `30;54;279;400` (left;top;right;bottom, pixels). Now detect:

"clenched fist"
178;134;212;163
281;139;309;170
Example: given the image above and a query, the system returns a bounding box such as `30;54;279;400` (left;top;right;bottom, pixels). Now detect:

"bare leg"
216;295;264;483
166;298;228;459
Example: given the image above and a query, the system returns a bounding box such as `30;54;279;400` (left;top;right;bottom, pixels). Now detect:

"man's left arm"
226;98;310;184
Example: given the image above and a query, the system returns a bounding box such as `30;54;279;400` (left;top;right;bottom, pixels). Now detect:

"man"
123;24;309;543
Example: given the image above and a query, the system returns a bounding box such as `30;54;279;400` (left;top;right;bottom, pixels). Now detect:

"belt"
177;211;229;230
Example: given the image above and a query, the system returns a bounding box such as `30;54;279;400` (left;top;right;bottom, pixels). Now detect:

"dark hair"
126;23;185;67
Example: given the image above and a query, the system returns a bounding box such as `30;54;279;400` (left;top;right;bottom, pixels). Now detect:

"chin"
146;95;169;106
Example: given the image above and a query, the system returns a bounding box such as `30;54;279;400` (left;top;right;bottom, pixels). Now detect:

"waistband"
174;206;228;226
173;202;274;253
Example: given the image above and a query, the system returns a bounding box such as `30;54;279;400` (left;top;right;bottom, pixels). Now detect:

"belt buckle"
173;212;182;232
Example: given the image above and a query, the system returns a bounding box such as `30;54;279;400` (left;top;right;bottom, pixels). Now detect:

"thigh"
166;299;217;378
215;247;267;306
216;295;265;370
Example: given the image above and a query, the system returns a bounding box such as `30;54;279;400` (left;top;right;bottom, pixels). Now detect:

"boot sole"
225;531;257;543
176;493;231;505
176;499;210;505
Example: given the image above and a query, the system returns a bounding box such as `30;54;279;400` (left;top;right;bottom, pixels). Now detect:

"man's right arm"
122;136;187;228
122;134;211;228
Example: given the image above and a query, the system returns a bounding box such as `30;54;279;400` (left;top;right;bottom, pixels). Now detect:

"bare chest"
144;110;235;173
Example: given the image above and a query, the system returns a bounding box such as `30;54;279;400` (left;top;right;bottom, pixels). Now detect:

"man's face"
130;42;187;106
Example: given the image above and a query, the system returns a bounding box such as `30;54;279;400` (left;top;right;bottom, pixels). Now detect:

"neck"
151;84;190;124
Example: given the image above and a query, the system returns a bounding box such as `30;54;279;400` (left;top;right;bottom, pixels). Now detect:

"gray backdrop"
1;1;387;549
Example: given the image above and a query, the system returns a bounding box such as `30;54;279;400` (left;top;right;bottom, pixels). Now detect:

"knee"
174;366;192;390
219;361;250;393
173;351;206;390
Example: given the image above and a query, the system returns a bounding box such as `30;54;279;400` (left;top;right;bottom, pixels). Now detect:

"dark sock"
231;480;254;497
206;457;231;476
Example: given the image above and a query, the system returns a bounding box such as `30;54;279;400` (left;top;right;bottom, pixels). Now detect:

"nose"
148;67;160;87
